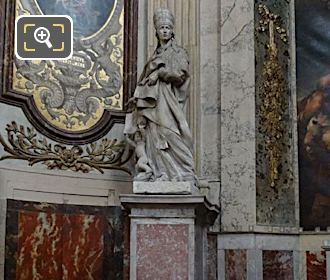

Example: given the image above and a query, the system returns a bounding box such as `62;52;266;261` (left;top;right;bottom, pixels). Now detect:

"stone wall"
220;0;300;232
216;0;328;278
220;0;256;232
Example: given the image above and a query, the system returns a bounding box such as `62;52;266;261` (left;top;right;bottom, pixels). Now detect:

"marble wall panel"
225;249;247;280
16;211;104;279
220;0;256;232
136;224;189;280
218;234;330;280
255;0;296;227
263;250;294;280
199;0;220;181
306;251;326;280
207;234;218;280
5;199;126;280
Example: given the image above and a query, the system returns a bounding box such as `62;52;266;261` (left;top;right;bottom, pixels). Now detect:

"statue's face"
156;24;173;42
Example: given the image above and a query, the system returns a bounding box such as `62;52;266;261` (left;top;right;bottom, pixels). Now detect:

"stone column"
120;183;218;280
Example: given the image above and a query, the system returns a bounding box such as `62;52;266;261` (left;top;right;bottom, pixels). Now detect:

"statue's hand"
147;71;159;86
158;67;168;81
125;134;137;148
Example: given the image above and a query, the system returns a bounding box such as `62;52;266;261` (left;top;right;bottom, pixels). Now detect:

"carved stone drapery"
146;0;201;172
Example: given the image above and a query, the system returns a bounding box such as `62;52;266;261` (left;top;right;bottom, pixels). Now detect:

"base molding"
133;181;199;195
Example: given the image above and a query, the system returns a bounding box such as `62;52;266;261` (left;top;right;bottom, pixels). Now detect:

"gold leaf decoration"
257;5;288;188
0;122;132;174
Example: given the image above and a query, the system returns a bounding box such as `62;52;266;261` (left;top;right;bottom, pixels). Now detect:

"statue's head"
153;8;175;42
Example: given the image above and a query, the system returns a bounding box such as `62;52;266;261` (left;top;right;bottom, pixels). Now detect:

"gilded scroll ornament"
11;0;125;138
0;122;131;174
256;5;288;188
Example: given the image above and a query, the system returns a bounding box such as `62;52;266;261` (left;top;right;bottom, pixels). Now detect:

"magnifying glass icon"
34;27;53;49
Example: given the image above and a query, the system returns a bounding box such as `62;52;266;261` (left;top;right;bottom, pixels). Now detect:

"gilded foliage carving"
256;5;289;188
0;122;131;174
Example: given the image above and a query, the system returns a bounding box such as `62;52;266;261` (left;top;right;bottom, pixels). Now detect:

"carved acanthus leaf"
0;122;132;174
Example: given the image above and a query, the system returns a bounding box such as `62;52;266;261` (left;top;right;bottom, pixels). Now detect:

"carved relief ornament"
0;0;137;144
256;4;289;188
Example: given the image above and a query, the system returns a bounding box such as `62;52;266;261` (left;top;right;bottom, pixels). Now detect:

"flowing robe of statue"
124;38;196;182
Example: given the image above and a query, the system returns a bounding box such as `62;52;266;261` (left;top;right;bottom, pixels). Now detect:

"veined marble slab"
133;181;199;195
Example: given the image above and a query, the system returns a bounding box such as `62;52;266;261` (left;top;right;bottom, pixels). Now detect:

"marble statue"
124;8;196;183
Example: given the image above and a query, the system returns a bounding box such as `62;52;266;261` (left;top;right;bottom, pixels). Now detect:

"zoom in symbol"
34;27;53;48
15;15;73;60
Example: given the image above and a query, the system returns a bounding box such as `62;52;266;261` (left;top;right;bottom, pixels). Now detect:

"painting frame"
296;0;330;230
0;0;138;144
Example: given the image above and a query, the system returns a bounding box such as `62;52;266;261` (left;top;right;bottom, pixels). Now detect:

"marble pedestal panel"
120;194;219;280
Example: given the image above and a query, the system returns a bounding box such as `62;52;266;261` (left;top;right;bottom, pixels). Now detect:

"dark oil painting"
36;0;116;37
296;0;330;229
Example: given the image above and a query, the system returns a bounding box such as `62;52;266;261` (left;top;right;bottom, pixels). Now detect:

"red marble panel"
263;250;293;280
16;211;104;280
306;251;326;280
225;249;247;280
62;214;104;279
16;211;63;279
136;224;189;280
6;200;125;279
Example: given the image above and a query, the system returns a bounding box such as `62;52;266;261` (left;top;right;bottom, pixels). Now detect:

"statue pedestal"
133;181;199;195
120;188;219;280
